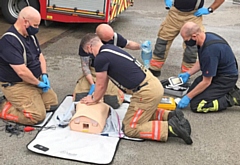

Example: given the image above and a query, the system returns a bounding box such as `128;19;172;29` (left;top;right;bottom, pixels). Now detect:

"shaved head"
19;6;40;21
14;6;41;37
180;22;206;47
95;24;114;42
180;22;201;38
80;33;103;56
80;33;100;50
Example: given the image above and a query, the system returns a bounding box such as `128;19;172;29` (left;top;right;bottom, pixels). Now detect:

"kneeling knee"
190;108;198;113
122;124;137;137
104;95;121;109
190;104;199;113
75;93;88;101
32;113;46;124
123;127;133;137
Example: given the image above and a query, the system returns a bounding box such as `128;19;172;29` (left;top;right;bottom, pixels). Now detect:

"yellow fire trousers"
73;67;124;109
122;68;172;142
150;6;205;72
0;81;58;125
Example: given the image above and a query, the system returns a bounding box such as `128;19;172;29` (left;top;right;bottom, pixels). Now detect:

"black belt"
132;82;148;92
1;82;16;87
216;74;238;78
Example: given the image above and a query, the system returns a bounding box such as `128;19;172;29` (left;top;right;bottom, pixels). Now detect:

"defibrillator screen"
168;77;183;86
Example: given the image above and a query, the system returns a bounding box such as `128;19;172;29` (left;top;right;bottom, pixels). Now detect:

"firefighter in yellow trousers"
149;0;225;77
73;24;140;109
80;33;193;144
0;6;58;125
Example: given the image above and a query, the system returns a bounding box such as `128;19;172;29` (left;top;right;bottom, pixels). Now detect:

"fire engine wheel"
44;20;53;27
1;0;40;24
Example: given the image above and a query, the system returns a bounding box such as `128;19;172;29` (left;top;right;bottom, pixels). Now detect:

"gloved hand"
177;95;191;109
42;74;50;87
164;0;172;9
42;87;49;93
141;40;151;50
178;72;190;84
37;81;50;93
194;7;210;17
88;84;95;95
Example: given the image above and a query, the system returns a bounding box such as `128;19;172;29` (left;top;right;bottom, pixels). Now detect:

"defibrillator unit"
160;79;190;97
158;96;176;110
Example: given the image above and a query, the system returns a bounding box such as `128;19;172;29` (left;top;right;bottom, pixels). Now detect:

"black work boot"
149;68;161;77
0;96;5;104
0;96;6;110
75;92;88;101
168;109;184;120
49;105;59;111
228;85;240;106
104;95;121;109
168;116;193;145
168;109;191;135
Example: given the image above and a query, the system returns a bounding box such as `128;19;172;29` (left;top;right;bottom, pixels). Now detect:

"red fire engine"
0;0;134;24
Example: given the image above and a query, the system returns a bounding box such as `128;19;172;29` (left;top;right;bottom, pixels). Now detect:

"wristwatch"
208;7;213;13
42;73;48;77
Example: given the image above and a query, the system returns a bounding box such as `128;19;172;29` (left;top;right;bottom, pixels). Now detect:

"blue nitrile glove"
37;81;50;93
42;87;49;93
42;74;50;87
178;72;190;84
177;95;191;109
164;0;172;9
141;40;151;50
194;7;210;17
88;84;95;95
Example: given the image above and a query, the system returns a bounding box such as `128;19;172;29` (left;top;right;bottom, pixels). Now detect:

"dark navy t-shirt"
78;33;128;67
0;25;42;82
198;32;238;77
94;44;145;89
174;0;204;12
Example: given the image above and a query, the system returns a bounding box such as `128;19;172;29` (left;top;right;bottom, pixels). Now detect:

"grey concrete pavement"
1;0;240;165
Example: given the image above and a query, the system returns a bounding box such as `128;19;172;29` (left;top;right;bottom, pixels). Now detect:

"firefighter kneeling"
79;33;193;144
0;6;58;125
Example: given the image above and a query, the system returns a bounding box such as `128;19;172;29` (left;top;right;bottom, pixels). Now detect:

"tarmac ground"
1;0;240;165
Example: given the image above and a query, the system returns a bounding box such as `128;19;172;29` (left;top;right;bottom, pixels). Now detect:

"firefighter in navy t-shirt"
73;24;141;109
0;7;58;125
149;0;224;77
79;33;193;145
178;22;239;112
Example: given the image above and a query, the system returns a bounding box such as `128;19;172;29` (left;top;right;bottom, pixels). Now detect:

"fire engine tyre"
2;0;40;24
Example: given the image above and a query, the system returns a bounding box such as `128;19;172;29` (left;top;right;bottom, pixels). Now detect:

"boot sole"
229;85;240;103
175;109;184;119
149;69;161;77
183;135;193;145
175;110;192;135
178;124;193;145
169;116;193;145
